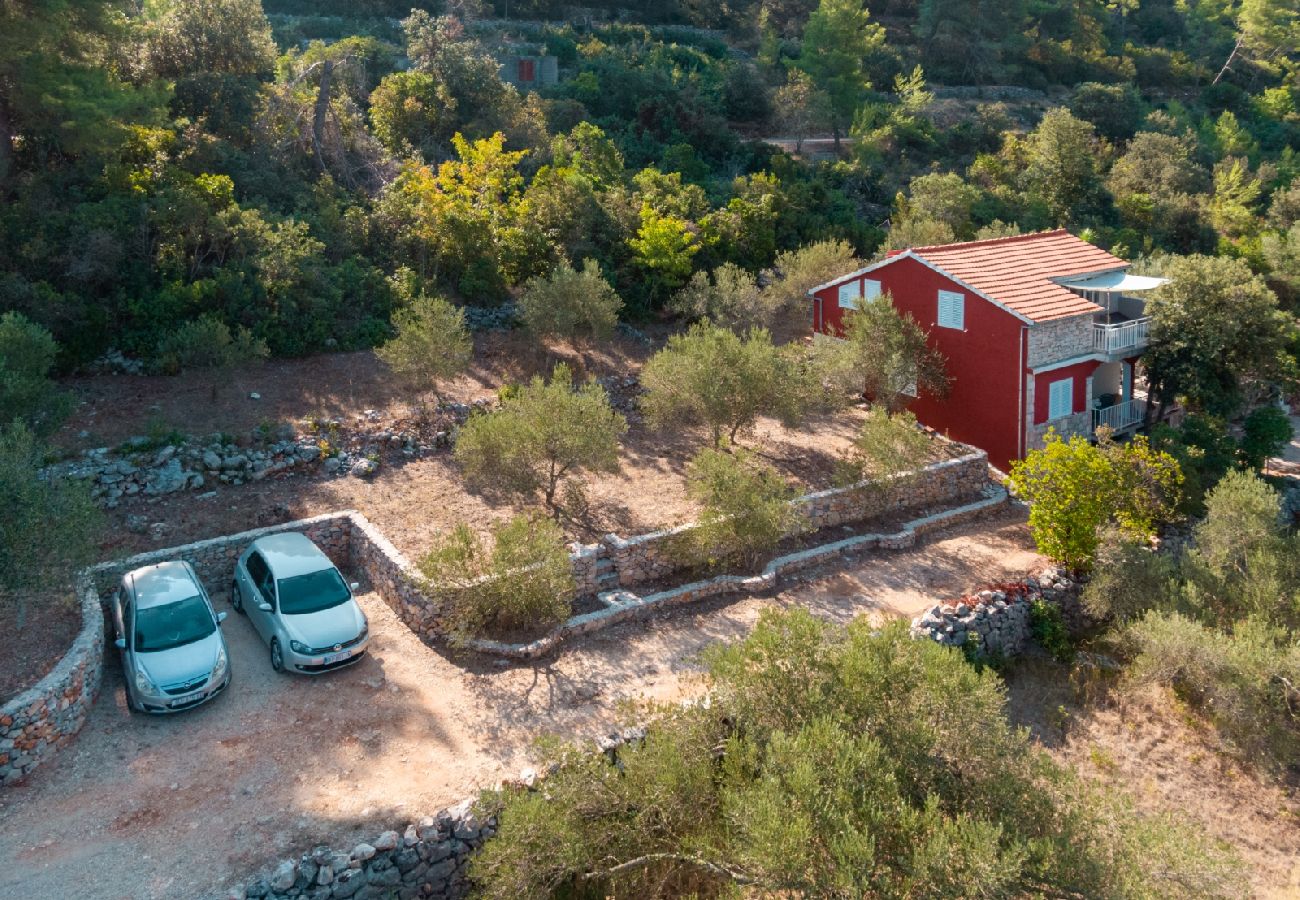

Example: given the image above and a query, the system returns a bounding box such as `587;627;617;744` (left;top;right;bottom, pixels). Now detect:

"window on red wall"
518;59;535;82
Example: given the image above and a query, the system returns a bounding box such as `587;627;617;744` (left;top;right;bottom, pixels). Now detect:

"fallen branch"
581;853;755;886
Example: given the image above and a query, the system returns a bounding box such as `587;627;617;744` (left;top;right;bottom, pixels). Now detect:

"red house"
809;230;1166;472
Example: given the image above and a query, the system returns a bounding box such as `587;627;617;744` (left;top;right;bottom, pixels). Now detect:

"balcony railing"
1093;398;1145;433
1093;317;1150;354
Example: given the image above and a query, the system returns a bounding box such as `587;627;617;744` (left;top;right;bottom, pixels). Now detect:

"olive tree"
684;446;803;570
669;263;775;332
517;259;623;347
0;422;102;627
454;363;627;516
376;288;473;408
640;323;816;448
820;294;948;411
472;610;1240;898
418;514;575;642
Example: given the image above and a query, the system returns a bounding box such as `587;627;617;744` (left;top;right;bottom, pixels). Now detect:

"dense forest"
0;0;1296;366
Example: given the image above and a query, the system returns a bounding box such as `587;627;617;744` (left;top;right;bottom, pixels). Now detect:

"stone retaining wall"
5;443;991;785
88;512;356;595
0;578;104;786
225;798;493;900
571;448;990;595
468;485;1010;660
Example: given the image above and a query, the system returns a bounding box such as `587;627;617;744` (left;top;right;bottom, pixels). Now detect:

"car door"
243;551;277;643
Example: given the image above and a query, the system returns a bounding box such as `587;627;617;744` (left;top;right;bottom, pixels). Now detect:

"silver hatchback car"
231;532;369;674
111;561;230;713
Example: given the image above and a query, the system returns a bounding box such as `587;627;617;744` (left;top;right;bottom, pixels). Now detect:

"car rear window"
277;568;351;615
135;596;216;653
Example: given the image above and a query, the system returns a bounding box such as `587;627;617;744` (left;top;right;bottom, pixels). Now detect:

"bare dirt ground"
0;509;1042;900
1007;659;1300;898
54;336;874;567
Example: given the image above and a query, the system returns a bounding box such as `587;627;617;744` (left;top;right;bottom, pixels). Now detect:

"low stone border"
467;485;1010;660
0;576;104;786
226;797;493;900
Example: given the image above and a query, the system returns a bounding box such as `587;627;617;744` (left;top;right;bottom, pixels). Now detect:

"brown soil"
0;597;82;705
1007;658;1300;898
55;336;873;565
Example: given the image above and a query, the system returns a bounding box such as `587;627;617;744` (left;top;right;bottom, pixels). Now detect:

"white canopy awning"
1059;271;1168;293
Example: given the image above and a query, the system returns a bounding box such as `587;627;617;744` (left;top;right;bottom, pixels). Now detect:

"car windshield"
277;567;352;615
134;596;215;653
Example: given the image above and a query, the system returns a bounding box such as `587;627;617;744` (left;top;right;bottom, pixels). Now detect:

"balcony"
1093;317;1150;356
1093;398;1145;434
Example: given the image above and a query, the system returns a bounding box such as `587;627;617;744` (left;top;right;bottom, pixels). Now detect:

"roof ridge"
909;228;1071;255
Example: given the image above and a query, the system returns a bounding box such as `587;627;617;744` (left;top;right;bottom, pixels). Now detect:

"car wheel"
270;638;285;673
230;579;244;614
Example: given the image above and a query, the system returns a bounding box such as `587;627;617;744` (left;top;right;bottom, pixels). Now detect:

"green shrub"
517;259;622;346
472;611;1242;898
1082;526;1176;625
1238;404;1293;470
156;315;269;373
0;422;102;625
454;363;627;516
1030;597;1073;663
837;408;931;497
640;322;815;447
418;515;575;642
375;288;472;404
1123;611;1300;773
684;446;802;570
0;311;71;436
1008;432;1182;571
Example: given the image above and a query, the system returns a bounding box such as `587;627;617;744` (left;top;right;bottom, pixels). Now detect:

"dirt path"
0;509;1040;900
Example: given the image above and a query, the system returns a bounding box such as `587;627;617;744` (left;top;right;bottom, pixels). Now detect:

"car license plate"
322;650;351;665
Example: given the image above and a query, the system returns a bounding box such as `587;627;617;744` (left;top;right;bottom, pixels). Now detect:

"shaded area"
0;507;1042;900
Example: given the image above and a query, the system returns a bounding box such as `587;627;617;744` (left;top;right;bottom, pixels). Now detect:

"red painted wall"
1032;360;1098;424
812;256;1026;470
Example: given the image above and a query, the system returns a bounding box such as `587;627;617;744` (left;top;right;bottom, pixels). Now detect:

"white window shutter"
838;281;860;308
937;290;964;329
1048;378;1073;420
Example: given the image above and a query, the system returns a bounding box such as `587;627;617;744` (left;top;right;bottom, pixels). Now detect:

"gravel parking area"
0;510;1042;900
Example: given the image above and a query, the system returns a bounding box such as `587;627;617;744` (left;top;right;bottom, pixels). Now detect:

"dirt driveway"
0;510;1042;900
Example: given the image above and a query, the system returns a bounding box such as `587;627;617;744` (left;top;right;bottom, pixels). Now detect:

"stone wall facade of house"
1023;367;1095;454
0;578;104;786
1026;314;1095;368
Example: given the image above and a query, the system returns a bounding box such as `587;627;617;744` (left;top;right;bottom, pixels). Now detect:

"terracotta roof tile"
909;229;1125;323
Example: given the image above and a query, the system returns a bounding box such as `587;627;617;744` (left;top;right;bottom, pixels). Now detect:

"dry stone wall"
0;579;104;785
7;440;992;785
910;566;1086;657
225;798;493;900
570;449;990;595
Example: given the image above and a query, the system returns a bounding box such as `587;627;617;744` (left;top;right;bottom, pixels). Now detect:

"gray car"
111;561;231;714
231;532;369;674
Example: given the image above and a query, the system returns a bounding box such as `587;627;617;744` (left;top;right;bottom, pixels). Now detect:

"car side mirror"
115;637;127;650
217;611;228;624
349;582;360;593
257;601;273;613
